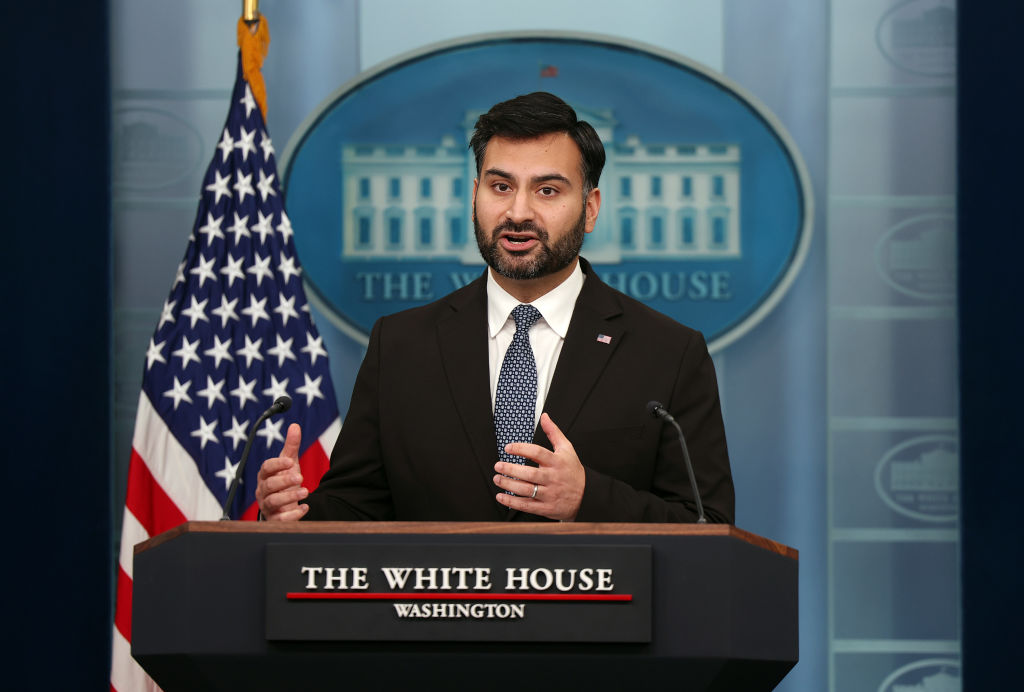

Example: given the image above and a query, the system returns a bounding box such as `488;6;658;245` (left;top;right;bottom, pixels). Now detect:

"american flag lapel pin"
596;334;612;344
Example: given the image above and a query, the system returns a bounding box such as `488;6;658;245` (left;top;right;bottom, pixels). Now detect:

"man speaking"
256;92;734;524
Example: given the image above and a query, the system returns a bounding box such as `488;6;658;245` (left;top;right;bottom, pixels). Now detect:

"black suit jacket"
303;258;734;523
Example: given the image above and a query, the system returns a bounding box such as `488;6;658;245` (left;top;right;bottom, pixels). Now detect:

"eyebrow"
483;168;573;188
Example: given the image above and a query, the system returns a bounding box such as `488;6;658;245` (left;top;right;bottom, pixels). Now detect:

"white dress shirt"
486;261;585;427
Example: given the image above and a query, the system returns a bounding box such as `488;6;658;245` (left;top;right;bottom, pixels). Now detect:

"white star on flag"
163;376;193;410
217;129;235;162
220;254;246;287
301;332;328;365
198;213;225;243
260;133;275;160
190;416;219;449
241;296;270;327
224;416;249;450
277;254;302;284
247;253;274;286
196;376;227;408
234;126;257;160
267;334;297;366
214;457;241;489
227;212;251;244
172;335;202;368
231;376;259;408
158;298;176;329
296;373;325;406
262;374;290;401
256;417;285;448
190;254;218;287
180;296;210;329
236;334;264;367
257;168;277;201
251;210;275;244
205;169;231;203
212;295;240;327
233;171;255;202
145;338;167;370
204;335;234;368
240;84;257;117
173;260;187;287
277;213;294;242
274;294;300;325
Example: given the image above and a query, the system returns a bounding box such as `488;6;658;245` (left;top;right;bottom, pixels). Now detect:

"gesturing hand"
254;423;309;521
493;413;585;521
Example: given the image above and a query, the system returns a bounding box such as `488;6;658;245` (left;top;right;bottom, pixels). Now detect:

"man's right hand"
255;423;310;521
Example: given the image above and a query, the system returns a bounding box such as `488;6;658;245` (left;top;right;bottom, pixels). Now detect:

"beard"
474;204;587;281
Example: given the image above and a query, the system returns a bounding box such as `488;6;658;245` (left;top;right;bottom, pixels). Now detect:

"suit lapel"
436;276;506;515
536;266;625;447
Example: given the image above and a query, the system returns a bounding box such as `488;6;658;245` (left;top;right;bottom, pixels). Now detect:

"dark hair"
469;92;606;194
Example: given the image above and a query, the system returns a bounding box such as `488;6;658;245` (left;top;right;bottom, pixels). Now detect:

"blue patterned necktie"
494;304;542;466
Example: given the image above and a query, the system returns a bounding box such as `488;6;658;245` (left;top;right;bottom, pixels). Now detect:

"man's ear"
471;179;479;220
584;187;601;233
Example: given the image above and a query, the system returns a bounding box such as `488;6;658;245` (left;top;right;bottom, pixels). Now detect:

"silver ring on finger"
531;484;539;499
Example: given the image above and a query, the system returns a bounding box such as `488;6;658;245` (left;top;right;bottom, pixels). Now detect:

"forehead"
481;133;583;184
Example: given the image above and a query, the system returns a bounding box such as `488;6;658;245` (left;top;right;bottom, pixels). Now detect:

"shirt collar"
486;260;585;338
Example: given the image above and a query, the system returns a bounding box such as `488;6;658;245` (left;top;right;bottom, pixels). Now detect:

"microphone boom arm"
647;401;707;524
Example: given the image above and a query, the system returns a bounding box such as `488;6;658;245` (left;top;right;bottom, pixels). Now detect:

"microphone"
646;400;707;523
220;396;292;520
265;395;292;417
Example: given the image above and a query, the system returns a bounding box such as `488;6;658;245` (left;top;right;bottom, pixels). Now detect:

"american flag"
110;56;341;691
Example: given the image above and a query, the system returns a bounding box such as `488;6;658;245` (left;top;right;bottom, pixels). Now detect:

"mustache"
490;219;548;241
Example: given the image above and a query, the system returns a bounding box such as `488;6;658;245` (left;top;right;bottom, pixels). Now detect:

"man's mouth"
498;231;540;252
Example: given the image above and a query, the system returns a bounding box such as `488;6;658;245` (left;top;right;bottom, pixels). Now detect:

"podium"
132;522;797;691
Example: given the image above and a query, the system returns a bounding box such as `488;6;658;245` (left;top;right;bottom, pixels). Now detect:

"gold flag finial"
242;0;259;24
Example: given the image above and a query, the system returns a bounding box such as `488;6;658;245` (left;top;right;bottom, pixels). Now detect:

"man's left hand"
493;412;585;521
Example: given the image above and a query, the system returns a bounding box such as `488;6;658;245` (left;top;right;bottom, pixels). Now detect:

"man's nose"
505;189;535;224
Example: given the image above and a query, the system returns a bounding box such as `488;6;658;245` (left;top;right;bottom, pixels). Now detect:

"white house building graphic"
340;105;741;263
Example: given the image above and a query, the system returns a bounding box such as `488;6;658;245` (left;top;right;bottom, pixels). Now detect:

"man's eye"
493;182;511;192
539;187;557;196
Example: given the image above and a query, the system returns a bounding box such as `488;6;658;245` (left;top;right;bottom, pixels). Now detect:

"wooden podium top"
137;520;797;560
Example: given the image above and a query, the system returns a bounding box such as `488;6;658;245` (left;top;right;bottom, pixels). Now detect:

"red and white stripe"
110;392;339;691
